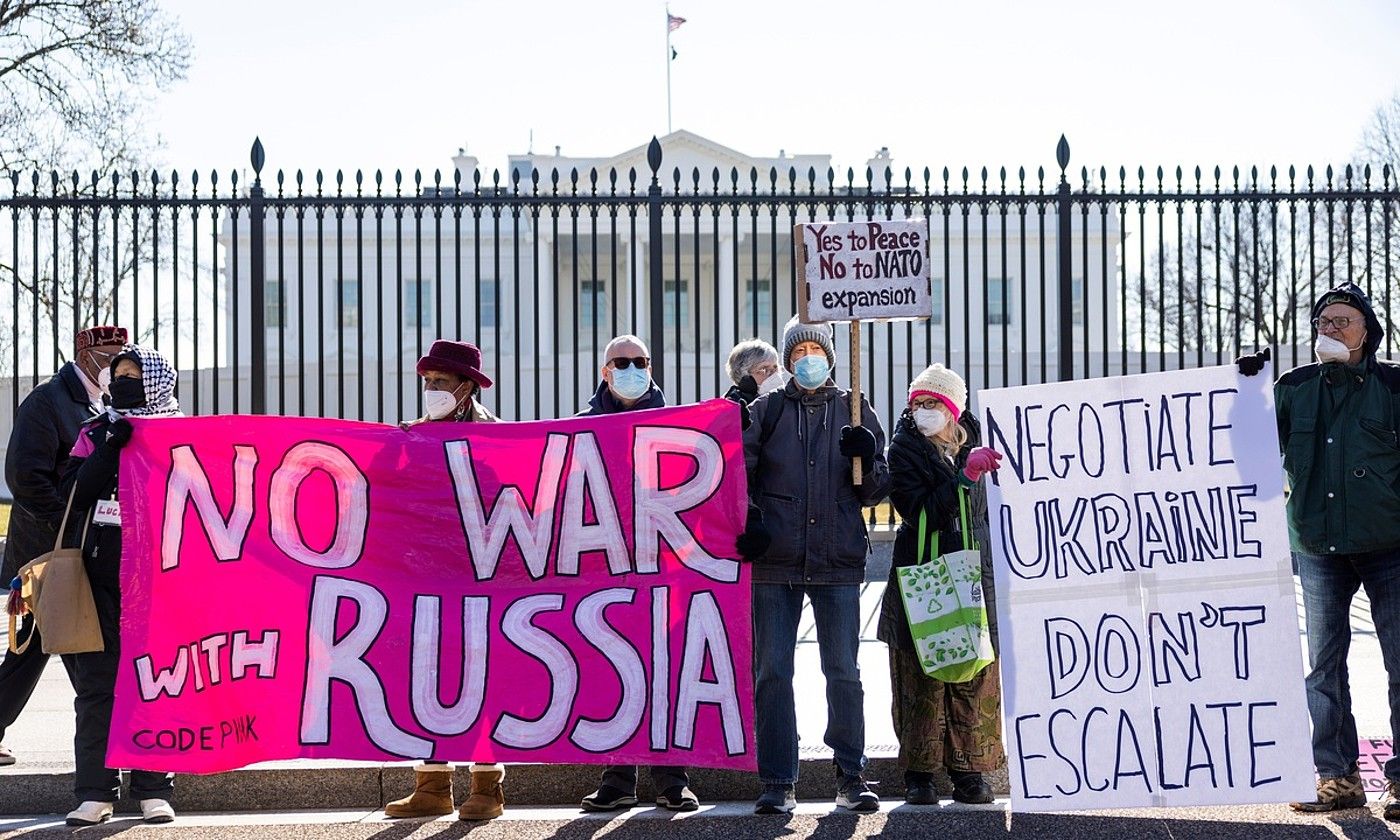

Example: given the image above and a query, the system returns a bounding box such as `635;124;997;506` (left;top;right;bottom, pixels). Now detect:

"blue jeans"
752;582;866;785
1296;548;1400;781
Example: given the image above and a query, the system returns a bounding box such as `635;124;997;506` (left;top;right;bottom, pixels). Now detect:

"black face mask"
109;377;147;411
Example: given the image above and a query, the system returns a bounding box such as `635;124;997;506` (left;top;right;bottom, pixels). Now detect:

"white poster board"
979;364;1313;812
794;220;932;323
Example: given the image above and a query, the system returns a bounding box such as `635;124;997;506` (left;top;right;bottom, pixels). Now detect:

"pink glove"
963;447;1003;482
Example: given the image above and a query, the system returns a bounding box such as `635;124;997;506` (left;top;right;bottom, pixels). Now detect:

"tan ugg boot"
458;767;505;821
385;765;455;818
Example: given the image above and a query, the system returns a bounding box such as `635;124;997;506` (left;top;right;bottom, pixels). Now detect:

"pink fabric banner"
108;400;752;774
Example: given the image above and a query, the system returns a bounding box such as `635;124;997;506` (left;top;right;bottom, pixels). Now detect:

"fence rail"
2;136;1398;500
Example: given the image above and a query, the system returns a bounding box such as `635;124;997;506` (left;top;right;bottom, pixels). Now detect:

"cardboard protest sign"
794;219;932;323
108;401;751;773
1359;739;1394;794
980;364;1312;811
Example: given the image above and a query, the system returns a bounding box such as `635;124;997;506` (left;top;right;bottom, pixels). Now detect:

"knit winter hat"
907;364;967;421
781;315;836;372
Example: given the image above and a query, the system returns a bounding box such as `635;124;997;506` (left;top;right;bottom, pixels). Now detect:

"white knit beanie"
908;364;968;419
781;315;836;372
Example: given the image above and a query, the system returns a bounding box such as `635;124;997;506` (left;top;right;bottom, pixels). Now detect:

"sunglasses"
607;356;650;370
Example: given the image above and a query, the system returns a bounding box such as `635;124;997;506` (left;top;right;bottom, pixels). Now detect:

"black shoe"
581;784;639;812
950;770;994;804
836;773;880;812
1382;781;1400;822
904;771;939;805
657;784;699;812
754;783;796;814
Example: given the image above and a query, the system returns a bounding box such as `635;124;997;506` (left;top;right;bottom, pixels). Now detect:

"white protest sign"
794;220;932;323
979;364;1312;812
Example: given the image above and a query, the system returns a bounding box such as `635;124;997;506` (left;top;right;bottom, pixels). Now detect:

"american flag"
668;13;686;32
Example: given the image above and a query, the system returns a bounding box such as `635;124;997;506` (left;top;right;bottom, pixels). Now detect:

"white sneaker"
141;798;176;824
0;744;14;766
65;801;114;826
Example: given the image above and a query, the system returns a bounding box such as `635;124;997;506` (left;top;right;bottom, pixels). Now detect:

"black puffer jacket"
2;363;98;580
876;410;997;653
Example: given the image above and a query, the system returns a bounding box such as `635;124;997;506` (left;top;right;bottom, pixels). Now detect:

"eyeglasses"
910;398;943;411
1312;316;1355;331
607;356;650;370
751;363;779;378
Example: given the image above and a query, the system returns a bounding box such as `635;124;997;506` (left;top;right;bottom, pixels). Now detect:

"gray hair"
726;339;780;385
603;334;650;362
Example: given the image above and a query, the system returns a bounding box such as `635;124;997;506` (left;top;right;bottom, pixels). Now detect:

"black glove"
1235;347;1271;377
735;504;771;563
737;374;759;402
839;425;878;461
104;417;134;450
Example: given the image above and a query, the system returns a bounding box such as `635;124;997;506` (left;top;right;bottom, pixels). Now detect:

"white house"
217;130;1123;426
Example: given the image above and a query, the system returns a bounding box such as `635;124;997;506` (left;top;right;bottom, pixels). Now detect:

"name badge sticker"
93;499;121;526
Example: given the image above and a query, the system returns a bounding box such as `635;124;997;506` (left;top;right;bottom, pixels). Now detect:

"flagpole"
665;5;673;134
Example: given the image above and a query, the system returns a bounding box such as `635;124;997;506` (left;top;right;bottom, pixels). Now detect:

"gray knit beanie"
781;315;836;372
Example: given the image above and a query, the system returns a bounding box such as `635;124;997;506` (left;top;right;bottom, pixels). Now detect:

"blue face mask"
610;366;651;401
793;354;830;389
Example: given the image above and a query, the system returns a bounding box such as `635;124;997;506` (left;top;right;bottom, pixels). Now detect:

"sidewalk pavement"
4;801;1400;840
0;542;1390;815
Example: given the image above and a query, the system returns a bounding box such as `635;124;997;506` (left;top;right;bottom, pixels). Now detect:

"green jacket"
1275;357;1400;555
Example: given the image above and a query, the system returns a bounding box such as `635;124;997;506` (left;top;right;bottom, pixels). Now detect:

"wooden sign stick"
850;321;863;486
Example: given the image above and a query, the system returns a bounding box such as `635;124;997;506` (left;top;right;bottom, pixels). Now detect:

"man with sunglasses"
1238;282;1400;820
576;334;696;812
1;325;128;766
578;335;666;416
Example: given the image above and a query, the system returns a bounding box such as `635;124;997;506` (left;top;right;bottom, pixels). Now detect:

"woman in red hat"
383;339;506;821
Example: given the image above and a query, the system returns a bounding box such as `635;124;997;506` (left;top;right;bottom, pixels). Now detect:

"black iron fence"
2;136;1398;492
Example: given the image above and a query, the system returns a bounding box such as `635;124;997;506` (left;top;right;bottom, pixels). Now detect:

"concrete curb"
0;759;1010;815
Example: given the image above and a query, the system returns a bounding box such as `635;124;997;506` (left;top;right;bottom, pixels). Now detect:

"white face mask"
97;367;112;392
757;370;787;395
914;407;948;437
1315;333;1362;364
423;386;467;420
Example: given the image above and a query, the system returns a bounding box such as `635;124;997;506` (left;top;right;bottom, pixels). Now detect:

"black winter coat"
2;364;98;580
876;411;997;652
578;381;667;416
743;380;891;585
59;414;125;591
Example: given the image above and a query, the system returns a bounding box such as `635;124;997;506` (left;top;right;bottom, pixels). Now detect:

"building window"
580;279;609;334
664;278;690;330
987;277;1013;326
743;278;771;331
930;275;944;326
475;277;498;329
1071;277;1085;326
404;279;434;328
265;279;284;328
340;280;359;328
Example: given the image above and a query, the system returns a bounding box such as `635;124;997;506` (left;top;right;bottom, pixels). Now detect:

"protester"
381;338;507;821
739;315;891;814
576;334;697;813
59;344;178;826
723;338;784;407
1;325;126;767
876;364;1004;805
1239;282;1400;820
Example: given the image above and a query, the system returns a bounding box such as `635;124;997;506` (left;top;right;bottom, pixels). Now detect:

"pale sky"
142;0;1400;185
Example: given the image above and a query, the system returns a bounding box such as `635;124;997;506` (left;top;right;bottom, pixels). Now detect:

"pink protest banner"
108;399;752;774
